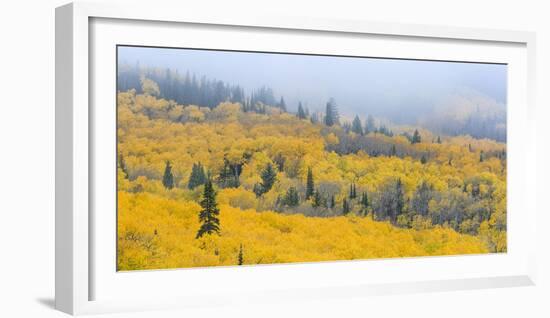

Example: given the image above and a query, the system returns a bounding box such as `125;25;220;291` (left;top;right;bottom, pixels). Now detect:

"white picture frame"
56;1;538;315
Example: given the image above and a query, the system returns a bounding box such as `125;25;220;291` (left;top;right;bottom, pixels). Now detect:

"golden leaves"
118;191;488;270
116;92;506;270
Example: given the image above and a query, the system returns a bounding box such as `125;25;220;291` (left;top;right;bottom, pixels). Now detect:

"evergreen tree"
324;98;339;126
198;163;207;184
297;102;306;119
390;144;397;157
365;114;376;134
253;183;263;197
312;191;323;208
237;244;244;265
343;122;352;133
260;163;277;194
479;151;484;162
375;125;393;137
218;158;240;188
411;129;421;144
392;179;405;223
351;115;363;135
342;199;350;215
119;63;299;111
349;183;357;199
305;167;315;200
361;192;369;215
310;113;319;124
118;152;129;179
188;162;207;189
329;195;336;209
437;135;442;144
375;178;405;223
278;97;287;111
249;93;257;112
420;154;428;164
283;186;300;207
411;181;433;216
162;160;175;189
196;180;221;238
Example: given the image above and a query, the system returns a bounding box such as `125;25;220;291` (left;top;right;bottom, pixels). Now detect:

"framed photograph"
56;2;537;315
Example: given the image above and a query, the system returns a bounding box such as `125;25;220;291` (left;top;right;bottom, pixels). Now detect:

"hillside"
118;191;487;270
118;63;507;141
117;89;506;270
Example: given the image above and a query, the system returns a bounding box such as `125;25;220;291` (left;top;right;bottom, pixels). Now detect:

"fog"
118;46;507;124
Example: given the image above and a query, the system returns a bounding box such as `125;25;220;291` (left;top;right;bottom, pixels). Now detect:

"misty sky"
118;46;507;123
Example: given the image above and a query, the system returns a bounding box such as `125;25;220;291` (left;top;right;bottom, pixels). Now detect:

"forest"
117;65;507;271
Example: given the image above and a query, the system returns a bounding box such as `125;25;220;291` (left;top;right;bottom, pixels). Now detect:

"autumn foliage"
117;89;505;271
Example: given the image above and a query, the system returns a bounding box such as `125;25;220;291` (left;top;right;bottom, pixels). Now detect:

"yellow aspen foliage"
117;92;506;270
118;191;487;270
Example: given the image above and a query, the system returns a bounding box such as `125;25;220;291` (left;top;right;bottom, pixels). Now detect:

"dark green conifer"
196;180;221;238
188;162;207;189
284;187;300;207
390;144;397;157
305;167;315;200
260;163;277;194
342;199;350;215
411;129;421;144
162;160;175;189
297;102;306;119
365;114;376;134
324;98;339;126
361;192;369;209
253;183;263;197
349;183;357;199
237;244;244;265
218;158;240;188
420;155;428;164
329;195;336;209
312;191;323;208
393;179;405;223
278;97;287;111
351;115;363;135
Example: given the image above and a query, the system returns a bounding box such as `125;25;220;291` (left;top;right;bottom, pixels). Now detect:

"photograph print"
116;46;507;271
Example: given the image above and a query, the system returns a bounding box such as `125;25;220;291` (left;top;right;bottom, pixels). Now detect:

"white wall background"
0;0;548;317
